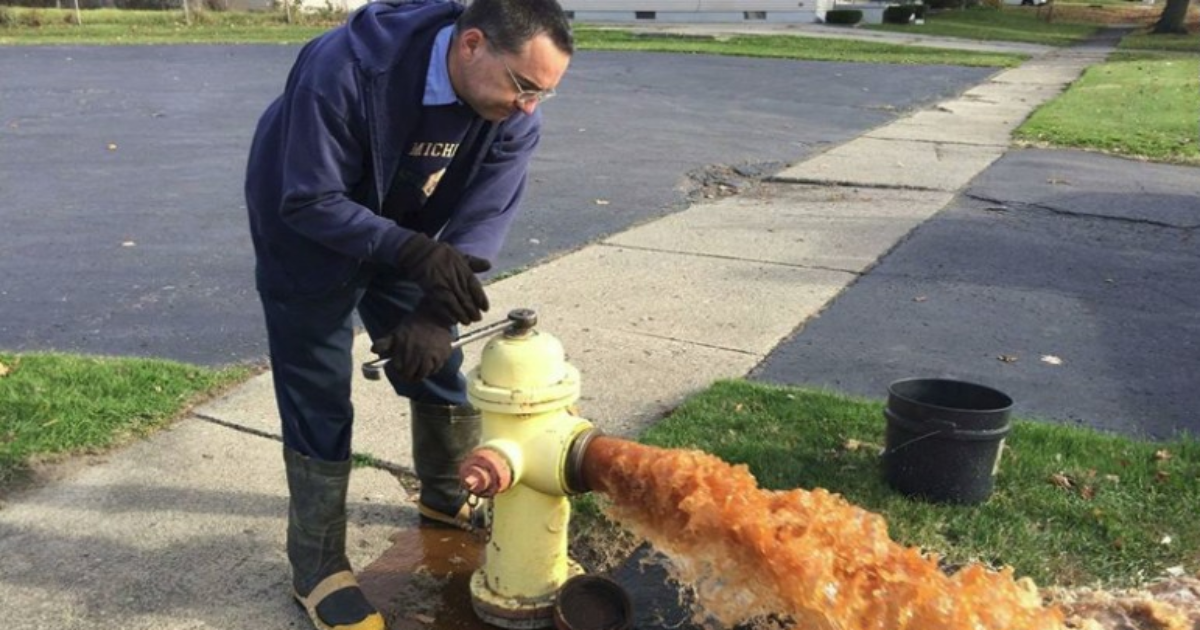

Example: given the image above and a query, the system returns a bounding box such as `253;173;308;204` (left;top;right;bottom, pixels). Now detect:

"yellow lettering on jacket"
408;142;459;158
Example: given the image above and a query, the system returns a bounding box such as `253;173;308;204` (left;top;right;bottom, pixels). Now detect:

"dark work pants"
259;265;466;462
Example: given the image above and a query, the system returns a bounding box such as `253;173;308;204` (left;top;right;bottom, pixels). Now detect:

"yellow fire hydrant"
458;308;602;628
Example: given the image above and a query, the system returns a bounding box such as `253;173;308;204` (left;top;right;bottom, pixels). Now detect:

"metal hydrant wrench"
360;316;514;381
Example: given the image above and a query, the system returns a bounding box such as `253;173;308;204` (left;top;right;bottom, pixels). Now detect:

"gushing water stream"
581;436;1066;630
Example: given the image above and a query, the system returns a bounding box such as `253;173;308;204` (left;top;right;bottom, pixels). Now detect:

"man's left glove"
370;304;454;382
393;234;491;326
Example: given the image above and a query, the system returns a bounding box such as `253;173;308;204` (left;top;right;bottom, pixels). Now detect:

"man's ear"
457;27;486;60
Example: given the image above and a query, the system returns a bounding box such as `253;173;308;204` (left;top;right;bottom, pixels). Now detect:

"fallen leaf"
845;438;883;454
122;241;136;247
1155;470;1171;483
1040;354;1064;366
913;295;928;302
412;613;435;624
1155;449;1172;461
998;354;1019;363
1103;474;1120;483
1160;535;1172;545
1080;485;1095;500
0;361;9;377
1166;565;1186;577
594;199;610;205
1050;472;1073;489
106;142;118;151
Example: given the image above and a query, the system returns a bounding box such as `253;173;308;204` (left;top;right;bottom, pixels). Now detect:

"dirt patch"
1047;2;1200;26
683;162;785;205
570;510;644;575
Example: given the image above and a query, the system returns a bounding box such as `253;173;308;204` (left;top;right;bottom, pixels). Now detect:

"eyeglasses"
500;56;556;105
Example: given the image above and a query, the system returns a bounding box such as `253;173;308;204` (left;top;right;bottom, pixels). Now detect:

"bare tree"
1151;0;1191;34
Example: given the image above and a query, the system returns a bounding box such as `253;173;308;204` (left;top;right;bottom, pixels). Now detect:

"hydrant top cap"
471;327;580;406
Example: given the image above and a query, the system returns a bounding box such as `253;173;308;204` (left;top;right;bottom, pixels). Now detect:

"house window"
744;10;767;18
635;11;656;19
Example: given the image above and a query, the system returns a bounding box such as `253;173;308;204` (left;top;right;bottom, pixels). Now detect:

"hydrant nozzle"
459;447;513;497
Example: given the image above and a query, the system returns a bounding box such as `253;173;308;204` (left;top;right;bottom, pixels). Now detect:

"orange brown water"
581;436;1066;630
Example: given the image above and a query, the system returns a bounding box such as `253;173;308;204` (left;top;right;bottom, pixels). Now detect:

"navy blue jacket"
245;0;540;298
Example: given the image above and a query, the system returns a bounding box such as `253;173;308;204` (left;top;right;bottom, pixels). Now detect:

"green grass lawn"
1118;28;1200;53
1014;48;1199;164
572;27;1026;67
869;6;1100;46
603;379;1199;589
0;353;252;487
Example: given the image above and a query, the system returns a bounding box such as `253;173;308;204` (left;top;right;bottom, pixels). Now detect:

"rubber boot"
410;401;486;531
283;447;384;630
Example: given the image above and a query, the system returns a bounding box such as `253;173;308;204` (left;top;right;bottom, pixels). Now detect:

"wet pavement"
359;525;490;630
358;523;696;630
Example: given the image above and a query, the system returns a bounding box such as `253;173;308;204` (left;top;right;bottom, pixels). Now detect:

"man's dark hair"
457;0;574;56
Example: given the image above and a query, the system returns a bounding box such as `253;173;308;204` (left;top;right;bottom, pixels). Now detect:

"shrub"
925;0;968;9
824;8;863;24
21;7;42;25
883;4;918;22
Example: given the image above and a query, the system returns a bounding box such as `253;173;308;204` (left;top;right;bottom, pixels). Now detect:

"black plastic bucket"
882;378;1013;505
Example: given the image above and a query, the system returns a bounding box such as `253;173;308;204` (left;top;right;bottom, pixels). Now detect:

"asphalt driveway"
0;44;990;365
752;147;1200;438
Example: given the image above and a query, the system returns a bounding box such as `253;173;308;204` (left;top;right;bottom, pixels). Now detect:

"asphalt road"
752;148;1200;438
0;45;990;365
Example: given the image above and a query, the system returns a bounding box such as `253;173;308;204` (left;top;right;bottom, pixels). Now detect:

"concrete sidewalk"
0;33;1114;630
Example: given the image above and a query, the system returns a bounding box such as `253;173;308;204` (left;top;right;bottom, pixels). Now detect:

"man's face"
452;29;571;123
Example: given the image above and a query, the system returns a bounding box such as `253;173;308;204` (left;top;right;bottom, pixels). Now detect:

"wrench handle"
360;316;514;381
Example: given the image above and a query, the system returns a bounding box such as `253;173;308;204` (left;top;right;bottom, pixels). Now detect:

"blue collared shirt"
423;25;458;106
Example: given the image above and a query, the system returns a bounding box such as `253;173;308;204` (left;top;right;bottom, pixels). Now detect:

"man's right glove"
370;304;454;382
394;234;491;326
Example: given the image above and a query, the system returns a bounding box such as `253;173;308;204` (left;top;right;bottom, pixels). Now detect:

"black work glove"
394;234;491;326
370;304;455;382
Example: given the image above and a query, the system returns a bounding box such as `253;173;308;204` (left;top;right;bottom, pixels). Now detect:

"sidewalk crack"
612;328;763;356
598;242;863;276
192;412;414;477
966;193;1200;230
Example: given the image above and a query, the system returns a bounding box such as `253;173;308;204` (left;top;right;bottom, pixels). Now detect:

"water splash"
585;438;1065;630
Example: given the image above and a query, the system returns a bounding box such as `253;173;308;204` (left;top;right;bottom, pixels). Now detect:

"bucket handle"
881;427;947;457
881;415;956;457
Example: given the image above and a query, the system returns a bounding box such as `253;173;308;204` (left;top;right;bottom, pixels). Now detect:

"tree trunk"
1151;0;1190;34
